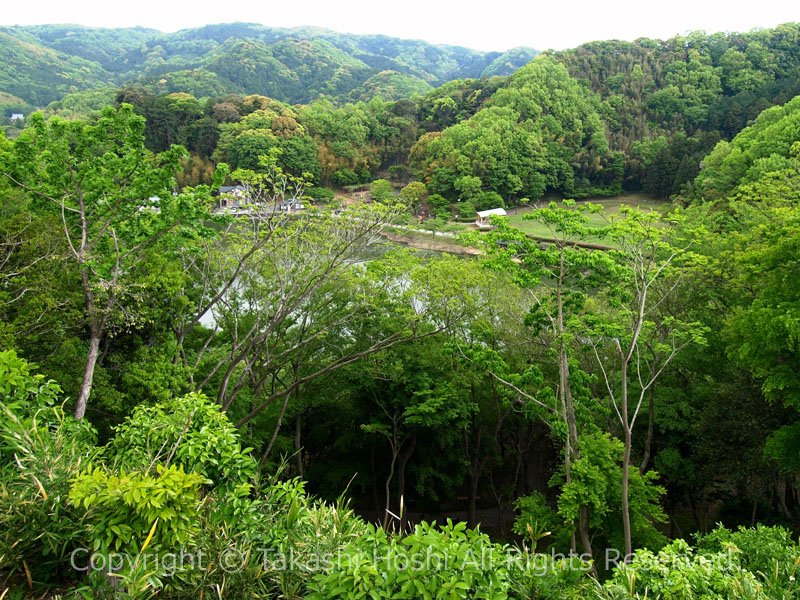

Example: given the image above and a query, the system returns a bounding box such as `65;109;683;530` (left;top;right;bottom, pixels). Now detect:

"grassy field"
505;194;671;243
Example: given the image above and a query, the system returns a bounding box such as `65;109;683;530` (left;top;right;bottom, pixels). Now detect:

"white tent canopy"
475;207;507;228
476;208;507;218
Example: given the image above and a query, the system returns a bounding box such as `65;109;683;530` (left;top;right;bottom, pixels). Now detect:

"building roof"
476;208;507;218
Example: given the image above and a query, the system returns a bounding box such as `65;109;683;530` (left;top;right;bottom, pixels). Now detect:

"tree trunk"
294;412;303;478
75;331;101;420
640;386;655;474
259;393;291;467
383;447;398;529
397;435;416;531
578;505;596;576
622;425;632;560
467;473;480;528
620;356;633;561
777;478;794;522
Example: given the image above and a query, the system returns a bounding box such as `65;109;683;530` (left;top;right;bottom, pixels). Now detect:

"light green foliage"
418;77;507;129
0;348;60;415
482;47;541;78
109;392;256;493
370;178;395;203
722;197;800;407
427;193;450;211
68;464;205;552
5;20;800;600
349;70;433;102
513;491;564;551
509;554;593;600
1;104;224;418
554;25;800;195
412;57;618;204
599;538;763;600
698;525;800;597
695;96;800;199
474;190;505;211
0;350;97;583
43;87;116;119
215;101;321;179
399;180;427;213
307;520;514;600
713;166;800;471
457;200;477;219
555;432;667;551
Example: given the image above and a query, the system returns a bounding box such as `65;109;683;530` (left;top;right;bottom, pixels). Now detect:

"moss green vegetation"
4;19;800;600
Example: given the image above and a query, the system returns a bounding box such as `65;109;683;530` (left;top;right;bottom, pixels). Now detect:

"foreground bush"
0;350;98;586
2;352;799;599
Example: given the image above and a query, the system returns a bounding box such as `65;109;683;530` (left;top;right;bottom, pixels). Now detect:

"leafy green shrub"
307;186;335;202
474;191;505;211
427;193;450;211
0;350;97;585
697;524;800;598
507;553;593;600
371;178;395;203
513;491;565;552
333;168;360;186
108;392;256;494
457;200;477;219
554;432;667;553
600;538;761;600
66;464;205;599
0;349;60;412
68;464;205;553
174;471;369;600
307;519;513;600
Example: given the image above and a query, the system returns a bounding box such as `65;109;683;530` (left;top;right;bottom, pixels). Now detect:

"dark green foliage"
0;23;537;108
553;24;800;195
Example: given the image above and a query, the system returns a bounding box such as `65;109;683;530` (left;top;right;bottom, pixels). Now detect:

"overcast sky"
3;0;798;52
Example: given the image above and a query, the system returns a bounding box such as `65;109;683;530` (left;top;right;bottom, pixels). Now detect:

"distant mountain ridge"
0;23;539;107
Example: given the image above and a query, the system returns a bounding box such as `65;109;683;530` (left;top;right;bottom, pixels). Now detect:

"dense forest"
0;23;538;107
2;19;800;600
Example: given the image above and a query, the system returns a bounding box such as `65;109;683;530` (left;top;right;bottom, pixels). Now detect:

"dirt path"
380;232;482;256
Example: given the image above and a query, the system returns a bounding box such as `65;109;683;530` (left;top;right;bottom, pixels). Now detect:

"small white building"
9;114;23;122
475;207;507;229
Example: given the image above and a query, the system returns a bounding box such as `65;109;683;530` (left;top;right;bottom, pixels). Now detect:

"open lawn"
504;194;672;244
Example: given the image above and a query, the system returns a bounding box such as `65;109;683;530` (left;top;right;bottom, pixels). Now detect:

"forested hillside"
3;18;800;600
0;23;538;107
552;24;800;196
